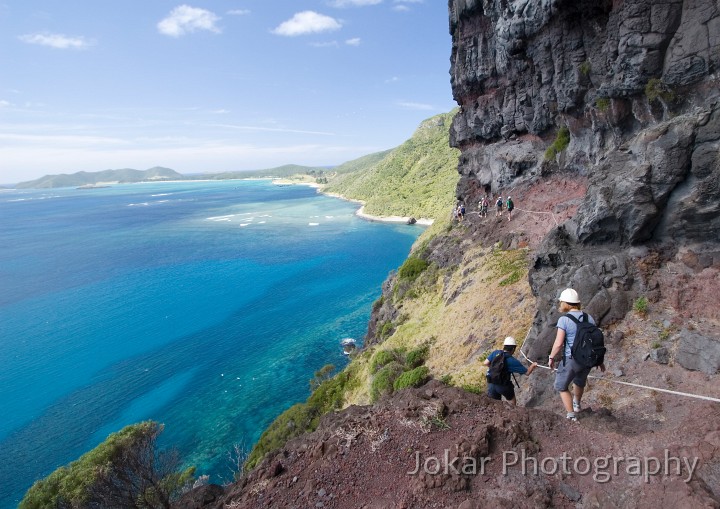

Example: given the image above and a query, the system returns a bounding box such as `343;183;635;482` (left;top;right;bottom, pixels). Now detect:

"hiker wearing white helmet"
483;336;537;404
548;288;606;422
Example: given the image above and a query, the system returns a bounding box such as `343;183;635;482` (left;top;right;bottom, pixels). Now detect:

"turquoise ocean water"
0;180;422;507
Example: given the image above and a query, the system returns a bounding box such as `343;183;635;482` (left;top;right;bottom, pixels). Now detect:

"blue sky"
0;1;456;184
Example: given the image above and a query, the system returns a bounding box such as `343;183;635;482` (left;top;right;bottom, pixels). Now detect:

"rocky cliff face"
448;0;720;386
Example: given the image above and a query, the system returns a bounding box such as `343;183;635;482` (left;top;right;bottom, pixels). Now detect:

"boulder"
675;330;720;374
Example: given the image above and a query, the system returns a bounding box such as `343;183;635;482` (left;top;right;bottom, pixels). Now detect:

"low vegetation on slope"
244;220;536;469
20;422;194;509
324;111;460;220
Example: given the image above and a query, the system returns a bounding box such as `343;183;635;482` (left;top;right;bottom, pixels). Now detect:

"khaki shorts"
554;357;592;391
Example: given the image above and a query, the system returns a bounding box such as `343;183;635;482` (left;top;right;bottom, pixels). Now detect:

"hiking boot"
566;412;578;422
572;399;581;413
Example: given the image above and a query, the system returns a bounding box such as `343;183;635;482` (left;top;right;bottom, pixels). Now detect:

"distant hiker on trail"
483;336;538;404
455;202;465;221
506;196;514;220
495;196;503;217
479;196;489;217
548;288;606;422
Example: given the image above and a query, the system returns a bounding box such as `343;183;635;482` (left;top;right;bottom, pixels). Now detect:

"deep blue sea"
0;180;422;507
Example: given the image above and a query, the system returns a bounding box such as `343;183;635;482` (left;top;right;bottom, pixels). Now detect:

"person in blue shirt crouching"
483;336;537;404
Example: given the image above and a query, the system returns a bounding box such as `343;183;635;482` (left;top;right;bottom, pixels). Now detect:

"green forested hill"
192;164;330;180
331;149;393;175
15;167;184;189
324;111;460;220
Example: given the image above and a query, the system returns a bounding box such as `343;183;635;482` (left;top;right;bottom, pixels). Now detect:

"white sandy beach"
321;190;433;225
354;205;434;226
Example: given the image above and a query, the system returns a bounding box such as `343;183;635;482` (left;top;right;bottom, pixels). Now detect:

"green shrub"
370;349;399;373
440;374;453;385
595;97;610;111
634;296;649;317
398;256;429;281
244;404;312;469
579;61;591;76
645;78;676;103
246;363;361;470
658;327;672;341
310;364;335;390
393;366;431;391
20;422;194;509
405;344;430;369
371;362;405;402
372;295;384;311
544;126;571;160
378;320;394;339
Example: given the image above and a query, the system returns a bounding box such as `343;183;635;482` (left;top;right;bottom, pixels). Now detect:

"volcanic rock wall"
448;0;720;395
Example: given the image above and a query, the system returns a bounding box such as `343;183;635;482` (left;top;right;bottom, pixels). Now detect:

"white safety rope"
518;334;720;404
513;207;559;226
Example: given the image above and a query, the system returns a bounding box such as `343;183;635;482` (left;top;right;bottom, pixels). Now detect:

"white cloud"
272;11;342;36
397;101;434;111
310;41;340;48
210;123;335;136
393;0;422;10
0;100;10;107
345;37;361;46
18;33;94;49
157;5;221;37
385;76;400;83
328;0;382;6
227;9;250;16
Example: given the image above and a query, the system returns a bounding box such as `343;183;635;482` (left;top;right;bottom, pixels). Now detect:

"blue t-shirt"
557;310;596;358
486;350;528;377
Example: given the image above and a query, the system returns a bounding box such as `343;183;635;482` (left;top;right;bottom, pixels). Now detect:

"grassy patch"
398;256;430;281
393;366;431;391
595;97;610;111
485;248;528;287
544;126;570;160
461;383;484;395
633;296;649;317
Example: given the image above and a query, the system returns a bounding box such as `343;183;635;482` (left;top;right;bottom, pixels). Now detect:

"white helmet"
503;336;517;346
559;288;580;304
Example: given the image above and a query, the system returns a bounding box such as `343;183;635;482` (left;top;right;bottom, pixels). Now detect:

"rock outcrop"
179;381;720;509
448;0;720;377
